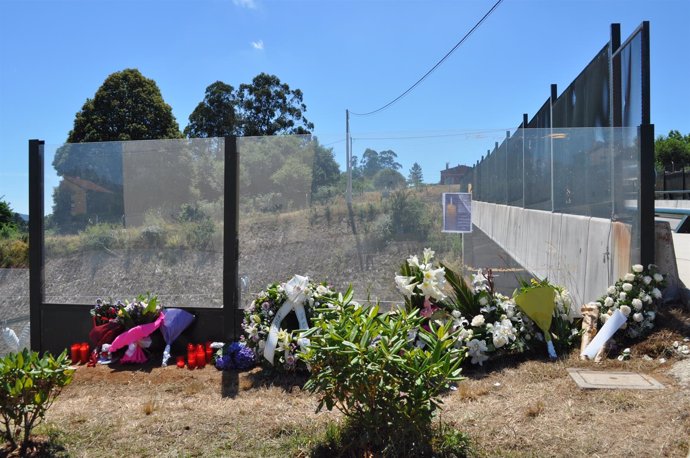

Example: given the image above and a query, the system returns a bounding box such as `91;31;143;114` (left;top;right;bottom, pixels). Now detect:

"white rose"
653;273;663;282
651;288;662;299
624;273;635;282
632;264;644;273
604;297;614;308
471;315;485;327
643;276;652;285
620;305;631;317
600;313;609;323
607;286;617;295
632;298;643;311
633;313;644;322
622;283;633;292
479;296;489;306
619;292;627;301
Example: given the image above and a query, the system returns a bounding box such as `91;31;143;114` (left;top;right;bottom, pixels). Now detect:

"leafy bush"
140;225;167;248
183;219;215;250
0;350;74;453
300;289;464;456
0;239;28;268
81;223;120;251
387;189;432;240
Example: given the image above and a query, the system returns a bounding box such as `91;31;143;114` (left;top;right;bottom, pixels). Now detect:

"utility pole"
345;109;364;271
346;109;352;204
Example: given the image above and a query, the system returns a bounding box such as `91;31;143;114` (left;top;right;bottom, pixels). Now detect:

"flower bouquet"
214;342;256;371
596;264;666;340
242;275;338;371
90;298;120;326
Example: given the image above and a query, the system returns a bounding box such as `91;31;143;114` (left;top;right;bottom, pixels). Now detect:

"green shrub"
0;349;74;453
0;239;29;268
140;225;167;248
300;290;464;456
387;189;432;240
81;223;119;251
183;219;215;250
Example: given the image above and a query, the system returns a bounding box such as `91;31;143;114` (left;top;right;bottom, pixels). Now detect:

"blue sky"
1;0;689;214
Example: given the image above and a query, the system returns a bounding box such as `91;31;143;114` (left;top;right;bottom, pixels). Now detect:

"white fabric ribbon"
264;275;310;365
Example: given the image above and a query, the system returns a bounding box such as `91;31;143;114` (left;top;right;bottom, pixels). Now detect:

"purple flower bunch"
215;342;255;371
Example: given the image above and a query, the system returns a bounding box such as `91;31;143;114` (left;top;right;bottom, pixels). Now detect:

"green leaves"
298;294;465;451
0;349;74;449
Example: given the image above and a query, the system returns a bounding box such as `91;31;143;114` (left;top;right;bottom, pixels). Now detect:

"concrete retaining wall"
473;201;630;307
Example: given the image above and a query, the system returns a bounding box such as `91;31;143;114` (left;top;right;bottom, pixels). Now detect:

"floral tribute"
395;249;582;365
90;298;120;326
242;275;338;371
214;342;256;371
596;264;666;339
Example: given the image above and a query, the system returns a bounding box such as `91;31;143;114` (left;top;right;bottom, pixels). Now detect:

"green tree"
373;168;406;190
408;162;423;187
311;141;341;194
184;81;238;138
655;130;690;171
0;198;14;228
378;149;402;171
66;68;182;143
53;69;187;231
236;73;314;136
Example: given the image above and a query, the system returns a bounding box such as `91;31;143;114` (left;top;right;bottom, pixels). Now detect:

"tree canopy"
66;68;182;143
408;162;423;187
185;73;314;138
53;69;186;231
656;130;690;171
184;81;238;138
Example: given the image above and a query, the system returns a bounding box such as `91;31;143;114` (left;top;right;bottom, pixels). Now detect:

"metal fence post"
28;139;45;352
639;124;655;266
223;136;240;340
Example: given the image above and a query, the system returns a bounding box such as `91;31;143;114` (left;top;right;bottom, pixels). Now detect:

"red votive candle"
70;343;80;364
187;347;197;369
176;356;185;368
79;343;90;364
196;344;206;368
205;346;213;364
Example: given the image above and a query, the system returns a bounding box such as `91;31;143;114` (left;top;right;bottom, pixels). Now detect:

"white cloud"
251;40;264;50
233;0;257;9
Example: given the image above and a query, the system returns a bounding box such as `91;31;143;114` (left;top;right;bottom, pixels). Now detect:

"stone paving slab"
567;367;664;390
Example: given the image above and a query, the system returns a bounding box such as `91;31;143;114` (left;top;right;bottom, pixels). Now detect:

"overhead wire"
349;0;505;117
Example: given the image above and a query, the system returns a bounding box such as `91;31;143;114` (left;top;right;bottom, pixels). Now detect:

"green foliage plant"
300;289;464;456
0;349;74;454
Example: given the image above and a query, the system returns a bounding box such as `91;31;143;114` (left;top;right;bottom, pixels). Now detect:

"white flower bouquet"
596;264;666;339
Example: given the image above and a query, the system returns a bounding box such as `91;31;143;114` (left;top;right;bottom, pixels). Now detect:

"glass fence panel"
237;134;480;309
43;138;225;307
523;128;552;210
0;268;29;356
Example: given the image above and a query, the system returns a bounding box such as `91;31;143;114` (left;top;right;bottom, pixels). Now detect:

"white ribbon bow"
264;275;310;365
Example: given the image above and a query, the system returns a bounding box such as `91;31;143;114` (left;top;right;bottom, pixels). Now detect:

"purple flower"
233;346;256;370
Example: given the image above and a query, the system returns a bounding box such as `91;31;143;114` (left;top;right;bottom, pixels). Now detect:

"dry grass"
7;303;688;457
23;346;688;458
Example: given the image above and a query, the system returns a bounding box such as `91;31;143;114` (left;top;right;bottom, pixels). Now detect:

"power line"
349;0;504;117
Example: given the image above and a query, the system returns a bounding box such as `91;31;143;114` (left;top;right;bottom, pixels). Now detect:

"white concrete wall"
473;201;630;307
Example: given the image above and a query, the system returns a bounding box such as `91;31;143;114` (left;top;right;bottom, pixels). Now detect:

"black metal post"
610;23;621;128
223;136;240;340
641;21;651;125
640;124;655;266
28;140;45;352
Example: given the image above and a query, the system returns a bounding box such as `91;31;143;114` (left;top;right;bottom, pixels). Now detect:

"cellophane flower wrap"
596;264;666;339
115;293;162;330
242;277;338;371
